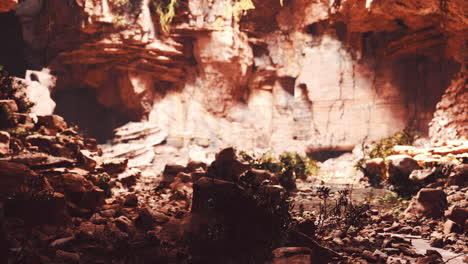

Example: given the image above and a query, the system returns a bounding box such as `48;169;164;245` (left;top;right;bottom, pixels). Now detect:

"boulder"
446;164;467;187
364;158;386;179
169;177;193;200
445;206;468;226
0;161;38;198
25;134;57;153
48;173;104;211
386;155;421;184
114;215;135;234
0;99;18;112
206;147;250;182
186;161;207;172
404;188;447;218
409;167;438;184
386;155;421;195
117;168;140;187
123;193;138;207
0;131;10;155
443;219;462;234
161;164;186;184
76;222;105;240
14;113;35;130
80;186;105;210
78;149;98;169
37;115;67;135
187;164;289;263
100;158;128;176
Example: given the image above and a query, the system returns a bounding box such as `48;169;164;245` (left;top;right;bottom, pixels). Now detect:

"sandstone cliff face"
0;0;16;12
430;72;468;142
4;0;467;166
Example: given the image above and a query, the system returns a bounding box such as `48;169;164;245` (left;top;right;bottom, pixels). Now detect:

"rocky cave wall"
2;0;466;165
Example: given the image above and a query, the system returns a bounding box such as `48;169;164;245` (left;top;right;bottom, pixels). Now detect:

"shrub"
152;0;178;33
239;151;319;190
354;129;417;185
313;186;370;235
109;0;143;28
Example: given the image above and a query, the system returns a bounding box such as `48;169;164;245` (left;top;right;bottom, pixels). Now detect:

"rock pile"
2;102;333;263
361;140;467;195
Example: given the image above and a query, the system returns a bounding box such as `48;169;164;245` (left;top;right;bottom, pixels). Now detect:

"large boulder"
161;164;186;184
404;188;448;218
387;155;421;183
445;206;468;226
48;173;105;211
184;148;290;263
446;164;467;187
188;176;289;262
206;147;250;182
0;161;38;198
386;155;422;195
37;115;67;135
364;158;386;179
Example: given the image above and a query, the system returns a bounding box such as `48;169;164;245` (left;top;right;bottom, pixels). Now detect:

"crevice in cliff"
52;87;132;143
0;11;27;77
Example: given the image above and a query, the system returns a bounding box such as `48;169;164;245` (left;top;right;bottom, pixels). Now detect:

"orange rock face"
6;0;467;159
0;0;16;12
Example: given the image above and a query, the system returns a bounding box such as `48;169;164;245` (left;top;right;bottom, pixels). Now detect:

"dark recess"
53;88;131;143
0;11;27;77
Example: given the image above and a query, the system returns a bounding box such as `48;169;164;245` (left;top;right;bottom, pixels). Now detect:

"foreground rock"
404;188;448;218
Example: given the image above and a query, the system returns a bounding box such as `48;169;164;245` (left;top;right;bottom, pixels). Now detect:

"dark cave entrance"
0;11;27;77
52;88;131;143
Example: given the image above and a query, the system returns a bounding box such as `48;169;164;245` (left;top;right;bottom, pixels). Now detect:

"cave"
0;11;26;77
52;87;131;143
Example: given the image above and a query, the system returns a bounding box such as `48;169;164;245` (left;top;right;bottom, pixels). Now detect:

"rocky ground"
1;95;467;264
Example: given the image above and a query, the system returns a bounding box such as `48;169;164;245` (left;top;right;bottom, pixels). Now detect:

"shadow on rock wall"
53;88;131;143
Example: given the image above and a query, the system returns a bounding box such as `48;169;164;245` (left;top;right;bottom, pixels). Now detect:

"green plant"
152;0;178;33
354;129;416;184
109;0;143;28
311;186;371;235
239;151;319;190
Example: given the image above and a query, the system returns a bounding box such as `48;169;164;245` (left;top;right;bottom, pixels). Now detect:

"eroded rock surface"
1;0;465;168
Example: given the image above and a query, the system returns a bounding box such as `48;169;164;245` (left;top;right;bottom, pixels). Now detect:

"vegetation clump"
152;0;178;33
354;129;416;185
109;0;143;28
239;151;319;190
303;186;371;236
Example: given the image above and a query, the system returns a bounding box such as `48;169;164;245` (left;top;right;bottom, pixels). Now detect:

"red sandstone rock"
37;115;67;135
0;131;10;155
404;188;447;218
